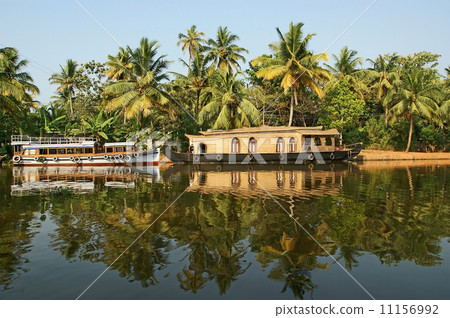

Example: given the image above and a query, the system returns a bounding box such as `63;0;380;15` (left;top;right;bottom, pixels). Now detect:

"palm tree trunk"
69;93;74;117
230;106;235;129
195;90;200;117
405;114;413;152
288;87;294;127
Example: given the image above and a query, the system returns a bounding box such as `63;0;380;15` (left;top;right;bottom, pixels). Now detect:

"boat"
11;135;160;166
164;125;361;164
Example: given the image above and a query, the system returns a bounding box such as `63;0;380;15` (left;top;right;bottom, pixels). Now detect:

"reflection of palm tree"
335;245;363;270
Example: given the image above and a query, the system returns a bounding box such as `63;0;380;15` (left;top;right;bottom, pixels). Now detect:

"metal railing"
11;135;96;144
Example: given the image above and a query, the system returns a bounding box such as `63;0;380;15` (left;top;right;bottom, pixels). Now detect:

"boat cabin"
104;142;136;155
186;125;342;155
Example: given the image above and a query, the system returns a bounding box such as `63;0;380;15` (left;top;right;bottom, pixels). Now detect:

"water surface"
0;162;449;299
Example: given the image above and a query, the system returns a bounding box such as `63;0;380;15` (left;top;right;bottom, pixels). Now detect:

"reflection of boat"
164;163;352;199
10;166;160;196
11;135;160;167
164;126;361;164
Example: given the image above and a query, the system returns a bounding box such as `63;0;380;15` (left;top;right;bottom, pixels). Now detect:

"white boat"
11;135;160;167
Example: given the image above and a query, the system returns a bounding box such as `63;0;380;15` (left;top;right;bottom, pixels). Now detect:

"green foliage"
417;125;445;152
318;79;366;132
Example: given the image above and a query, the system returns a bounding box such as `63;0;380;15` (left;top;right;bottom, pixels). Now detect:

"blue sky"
2;0;449;104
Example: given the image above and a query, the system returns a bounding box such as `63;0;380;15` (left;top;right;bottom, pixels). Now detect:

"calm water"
0;162;449;300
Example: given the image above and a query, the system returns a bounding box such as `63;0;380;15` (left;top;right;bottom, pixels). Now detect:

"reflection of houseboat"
185;166;346;199
11;135;160;167
10;166;160;196
164;126;361;164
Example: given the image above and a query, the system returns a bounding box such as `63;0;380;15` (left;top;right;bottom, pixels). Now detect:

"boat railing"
11;135;97;145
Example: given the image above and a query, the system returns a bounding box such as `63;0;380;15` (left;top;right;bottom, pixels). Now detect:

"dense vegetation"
1;22;449;159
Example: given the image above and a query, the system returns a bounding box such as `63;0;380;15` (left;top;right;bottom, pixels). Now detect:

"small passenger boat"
11;135;160;166
164;125;361;164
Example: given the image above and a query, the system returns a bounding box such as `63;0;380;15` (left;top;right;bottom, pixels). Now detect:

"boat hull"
164;144;361;164
13;149;160;167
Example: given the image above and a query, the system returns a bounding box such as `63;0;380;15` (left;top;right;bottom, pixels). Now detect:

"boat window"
106;147;113;153
335;137;340;147
304;137;312;151
276;137;284;153
29;149;36;155
58;149;66;155
85;148;93;154
49;149;57;155
24;150;29;155
76;148;83;154
125;146;133;152
314;137;322;146
39;148;48;155
231;138;240;153
14;145;21;153
67;148;75;154
289;137;297;153
248;137;256;153
199;143;206;154
115;147;122;153
325;137;332;146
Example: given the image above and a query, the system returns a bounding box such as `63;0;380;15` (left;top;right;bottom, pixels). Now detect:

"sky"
2;0;449;105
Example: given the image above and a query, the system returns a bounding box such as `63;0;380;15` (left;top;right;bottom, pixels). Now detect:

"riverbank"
354;150;450;161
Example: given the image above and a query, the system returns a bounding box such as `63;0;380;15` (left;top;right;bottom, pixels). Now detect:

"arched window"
314;137;322;146
199;143;206;154
231;137;240;153
248;137;257;153
325;137;332;146
276;137;284;153
289;137;297;153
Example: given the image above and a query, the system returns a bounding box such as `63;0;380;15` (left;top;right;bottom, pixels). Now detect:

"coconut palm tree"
324;46;372;99
252;22;330;126
49;59;79;117
0;47;39;118
198;71;259;129
104;47;133;81
204;26;248;74
103;38;171;126
172;49;210;116
367;54;399;100
177;25;206;61
384;68;442;152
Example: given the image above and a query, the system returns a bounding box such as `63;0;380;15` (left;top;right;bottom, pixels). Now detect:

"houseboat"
164;125;361;164
11;135;160;166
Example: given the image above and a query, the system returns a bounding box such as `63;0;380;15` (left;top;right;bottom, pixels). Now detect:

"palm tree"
324;46;371;99
252;22;330;126
104;47;133;81
71;109;115;141
204;26;248;73
104;38;171;126
0;47;39;118
49;59;79;117
177;25;206;61
367;53;399;123
172;49;210;116
198;71;259;129
384;68;442;152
